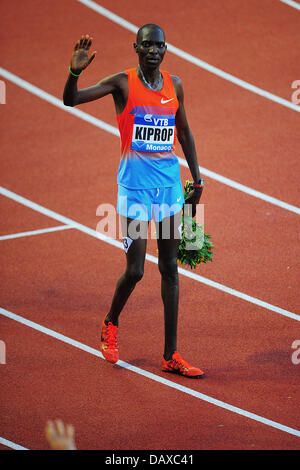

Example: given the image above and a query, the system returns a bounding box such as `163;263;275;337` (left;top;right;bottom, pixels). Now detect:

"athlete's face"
134;27;167;70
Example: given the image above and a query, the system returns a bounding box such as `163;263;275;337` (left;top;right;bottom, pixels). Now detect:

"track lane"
2;65;300;217
2;183;300;320
1;0;299;451
0;197;67;237
1;226;300;429
86;0;300;101
1;81;299;312
1;311;300;449
0;0;299;205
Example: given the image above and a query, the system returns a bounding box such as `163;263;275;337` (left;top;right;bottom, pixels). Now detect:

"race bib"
131;113;175;153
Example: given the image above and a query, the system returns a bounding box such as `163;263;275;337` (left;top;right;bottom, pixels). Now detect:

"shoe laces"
171;352;189;372
104;322;118;348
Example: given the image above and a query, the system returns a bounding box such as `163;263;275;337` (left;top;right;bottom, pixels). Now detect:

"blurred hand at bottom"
45;419;76;450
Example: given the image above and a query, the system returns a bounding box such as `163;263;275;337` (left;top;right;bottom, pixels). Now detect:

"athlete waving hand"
63;25;205;378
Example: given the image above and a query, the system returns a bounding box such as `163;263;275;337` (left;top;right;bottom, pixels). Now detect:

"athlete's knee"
158;256;178;281
125;264;144;284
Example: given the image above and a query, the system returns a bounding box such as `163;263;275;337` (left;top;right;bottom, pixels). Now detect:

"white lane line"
0;67;119;137
0;225;73;241
0;436;28;450
76;0;300;113
280;0;300;10
1;307;300;439
1;186;299;322
177;159;300;214
1;68;299;216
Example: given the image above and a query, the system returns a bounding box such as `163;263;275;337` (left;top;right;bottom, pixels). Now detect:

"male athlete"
63;24;205;378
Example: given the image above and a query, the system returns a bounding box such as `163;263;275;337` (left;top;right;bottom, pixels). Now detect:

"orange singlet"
116;68;182;190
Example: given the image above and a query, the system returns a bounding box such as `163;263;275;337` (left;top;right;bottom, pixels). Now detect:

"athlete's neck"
138;65;163;91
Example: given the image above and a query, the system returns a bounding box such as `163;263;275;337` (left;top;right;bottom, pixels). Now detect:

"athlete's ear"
133;42;138;53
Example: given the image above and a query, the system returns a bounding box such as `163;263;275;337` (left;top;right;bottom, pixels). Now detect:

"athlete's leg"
105;216;149;326
156;210;182;360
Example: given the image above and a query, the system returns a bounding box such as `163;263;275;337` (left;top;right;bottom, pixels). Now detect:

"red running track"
0;0;299;450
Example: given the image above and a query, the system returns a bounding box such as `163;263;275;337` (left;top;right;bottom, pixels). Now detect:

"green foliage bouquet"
177;180;214;269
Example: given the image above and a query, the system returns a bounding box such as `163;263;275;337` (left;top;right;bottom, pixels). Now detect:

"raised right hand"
70;34;97;75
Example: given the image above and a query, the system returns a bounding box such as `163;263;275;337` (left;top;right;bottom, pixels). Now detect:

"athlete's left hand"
184;188;203;218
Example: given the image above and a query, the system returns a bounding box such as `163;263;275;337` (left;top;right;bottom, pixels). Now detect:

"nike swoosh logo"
177;197;181;202
161;98;174;104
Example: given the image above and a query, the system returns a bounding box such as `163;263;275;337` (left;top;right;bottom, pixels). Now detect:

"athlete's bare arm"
172;75;203;214
63;34;128;114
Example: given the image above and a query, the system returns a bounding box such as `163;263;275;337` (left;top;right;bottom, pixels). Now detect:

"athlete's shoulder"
170;74;183;100
170;74;181;81
102;71;128;85
114;72;129;88
170;74;182;86
96;72;128;97
161;71;182;89
97;71;127;84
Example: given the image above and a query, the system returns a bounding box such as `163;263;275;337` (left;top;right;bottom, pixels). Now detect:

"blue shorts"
117;182;184;222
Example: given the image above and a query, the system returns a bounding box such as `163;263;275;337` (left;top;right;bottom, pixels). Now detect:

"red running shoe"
100;318;119;364
161;351;204;378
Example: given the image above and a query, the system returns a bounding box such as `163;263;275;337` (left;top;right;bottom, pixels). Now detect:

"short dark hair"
136;24;165;43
